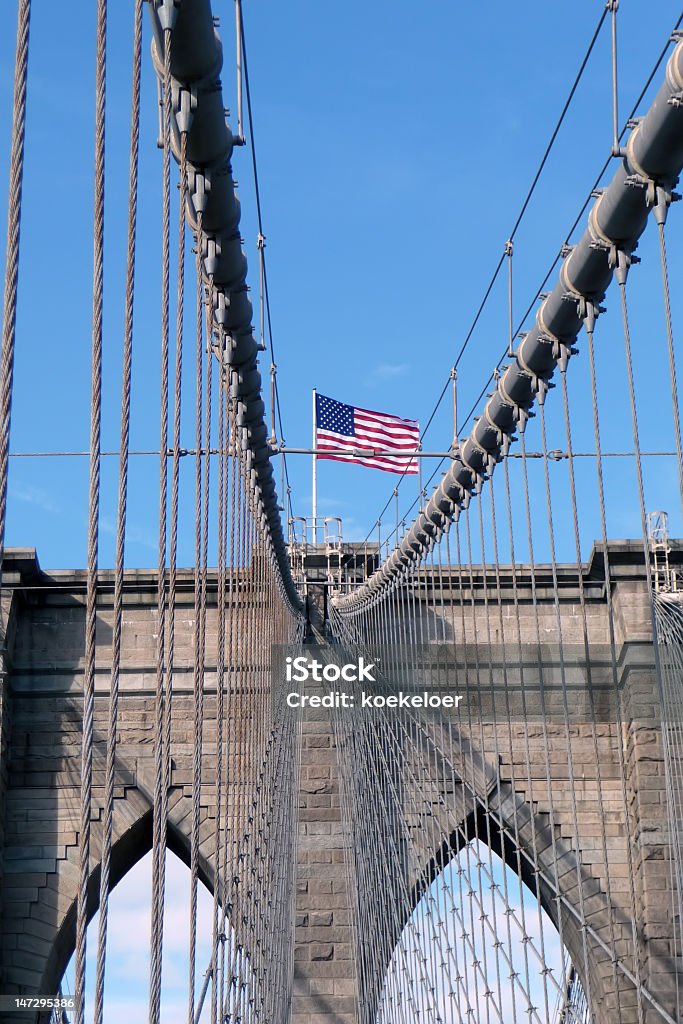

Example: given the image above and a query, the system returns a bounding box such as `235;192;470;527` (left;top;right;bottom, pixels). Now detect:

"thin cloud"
9;480;61;515
366;362;410;386
100;514;158;552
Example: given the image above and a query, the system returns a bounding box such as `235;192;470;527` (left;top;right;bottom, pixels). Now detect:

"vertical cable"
0;0;31;570
188;211;207;1024
149;24;172;1024
506;239;514;357
93;4;143;1021
211;378;227;1024
75;4;107;1022
610;0;620;154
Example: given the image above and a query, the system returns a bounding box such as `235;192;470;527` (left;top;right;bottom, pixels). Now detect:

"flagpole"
312;388;318;544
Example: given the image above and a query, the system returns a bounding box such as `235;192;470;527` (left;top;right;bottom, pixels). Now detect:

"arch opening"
58;849;218;1024
376;837;588;1024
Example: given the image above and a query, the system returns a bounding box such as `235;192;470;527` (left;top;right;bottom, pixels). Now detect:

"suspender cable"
75;4;107;1023
149;16;176;1024
0;0;31;574
93;4;143;1022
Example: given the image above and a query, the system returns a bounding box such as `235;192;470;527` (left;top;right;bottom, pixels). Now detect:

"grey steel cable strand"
93;3;143;1021
188;216;208;1024
75;3;107;1021
149;26;173;1024
163;128;188;986
211;381;227;1024
192;280;214;1020
0;0;31;576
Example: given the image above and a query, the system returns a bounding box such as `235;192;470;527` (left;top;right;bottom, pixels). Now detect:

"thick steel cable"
0;0;31;573
157;119;189;1019
189;274;214;1023
93;4;143;1021
149;26;173;1024
210;376;228;1024
188;211;206;1024
75;3;107;1021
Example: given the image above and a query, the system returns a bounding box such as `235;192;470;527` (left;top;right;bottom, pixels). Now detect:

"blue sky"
1;0;683;570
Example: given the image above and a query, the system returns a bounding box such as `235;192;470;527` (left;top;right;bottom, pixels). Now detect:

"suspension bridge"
0;1;683;1022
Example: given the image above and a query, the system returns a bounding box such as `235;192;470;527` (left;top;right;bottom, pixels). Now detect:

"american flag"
315;393;420;475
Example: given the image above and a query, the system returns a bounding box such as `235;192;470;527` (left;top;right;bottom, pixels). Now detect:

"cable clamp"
501;433;515;457
154;0;180;32
562;292;605;325
588;236;620;269
174;83;197;135
615;247;634;286
204;237;221;277
531;376;554;406
552;338;578;372
214;290;229;326
513;405;533;434
624;171;660;210
192;171;211;214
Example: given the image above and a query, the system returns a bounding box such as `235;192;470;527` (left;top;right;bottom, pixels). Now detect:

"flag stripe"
317;438;418;466
318;451;418;474
355;412;419;435
319;428;418;452
354;404;419;427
